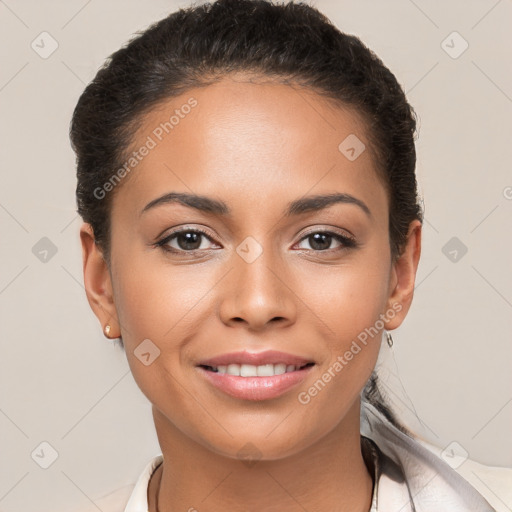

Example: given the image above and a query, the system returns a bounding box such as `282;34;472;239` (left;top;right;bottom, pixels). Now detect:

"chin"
196;423;323;463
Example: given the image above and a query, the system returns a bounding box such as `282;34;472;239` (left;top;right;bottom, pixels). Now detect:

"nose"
218;246;297;332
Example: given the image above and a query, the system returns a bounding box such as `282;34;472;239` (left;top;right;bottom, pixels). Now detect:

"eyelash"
154;227;357;255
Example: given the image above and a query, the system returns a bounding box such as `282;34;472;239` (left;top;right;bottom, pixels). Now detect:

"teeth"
274;363;287;375
212;363;304;376
256;364;274;376
226;364;239;375
240;364;258;377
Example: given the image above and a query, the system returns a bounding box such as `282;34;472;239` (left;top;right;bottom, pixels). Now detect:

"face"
81;74;421;461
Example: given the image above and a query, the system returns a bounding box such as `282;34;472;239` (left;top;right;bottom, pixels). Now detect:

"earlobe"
79;223;120;338
384;220;422;331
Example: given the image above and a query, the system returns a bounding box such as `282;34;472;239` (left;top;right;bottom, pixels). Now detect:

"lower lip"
197;365;314;401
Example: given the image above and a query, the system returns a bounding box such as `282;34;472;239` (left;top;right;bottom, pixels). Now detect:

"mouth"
196;350;316;401
199;362;315;377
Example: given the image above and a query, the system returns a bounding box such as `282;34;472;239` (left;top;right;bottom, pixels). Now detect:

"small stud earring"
386;331;394;348
104;324;112;338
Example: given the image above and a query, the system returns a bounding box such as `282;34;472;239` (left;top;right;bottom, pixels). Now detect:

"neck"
149;399;373;512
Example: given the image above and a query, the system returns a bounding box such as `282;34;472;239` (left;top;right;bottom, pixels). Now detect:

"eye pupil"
309;232;332;251
178;232;202;250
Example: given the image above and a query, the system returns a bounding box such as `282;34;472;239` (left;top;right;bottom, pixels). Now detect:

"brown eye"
173;231;204;251
295;230;357;252
156;228;218;254
307;232;334;251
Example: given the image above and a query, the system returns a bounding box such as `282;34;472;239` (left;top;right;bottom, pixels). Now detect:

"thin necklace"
153;463;163;512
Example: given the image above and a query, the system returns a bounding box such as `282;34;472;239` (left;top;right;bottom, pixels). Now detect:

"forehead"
112;76;388;225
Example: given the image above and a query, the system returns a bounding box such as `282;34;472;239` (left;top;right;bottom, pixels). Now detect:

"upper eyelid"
299;225;355;240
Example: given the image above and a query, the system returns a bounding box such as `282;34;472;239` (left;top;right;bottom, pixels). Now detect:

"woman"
70;0;511;510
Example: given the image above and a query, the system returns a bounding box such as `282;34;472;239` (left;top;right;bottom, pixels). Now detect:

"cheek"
292;249;390;342
291;253;389;396
111;259;204;434
110;251;221;398
112;249;215;343
293;274;386;435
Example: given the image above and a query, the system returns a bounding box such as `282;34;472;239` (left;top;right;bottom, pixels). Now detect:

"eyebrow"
140;191;371;218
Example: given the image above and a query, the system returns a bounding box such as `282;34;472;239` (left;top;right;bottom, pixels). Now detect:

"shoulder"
97;484;137;512
68;454;164;512
416;438;512;512
68;484;136;512
361;401;512;511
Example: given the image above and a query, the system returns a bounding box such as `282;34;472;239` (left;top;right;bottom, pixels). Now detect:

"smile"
197;362;315;401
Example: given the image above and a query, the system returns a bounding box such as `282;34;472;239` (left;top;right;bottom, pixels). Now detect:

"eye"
295;230;357;252
155;227;357;255
156;228;219;253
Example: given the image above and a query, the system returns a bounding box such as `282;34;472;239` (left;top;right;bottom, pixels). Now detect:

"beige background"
0;0;511;510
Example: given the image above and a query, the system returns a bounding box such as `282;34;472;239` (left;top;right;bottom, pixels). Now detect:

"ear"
79;222;120;338
384;220;422;330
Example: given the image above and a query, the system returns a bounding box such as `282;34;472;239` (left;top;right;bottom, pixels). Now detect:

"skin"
80;74;421;512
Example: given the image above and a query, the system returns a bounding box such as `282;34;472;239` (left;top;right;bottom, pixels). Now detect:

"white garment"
359;401;512;511
76;400;511;512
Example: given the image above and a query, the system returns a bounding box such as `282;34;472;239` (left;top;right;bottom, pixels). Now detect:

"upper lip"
198;350;314;367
